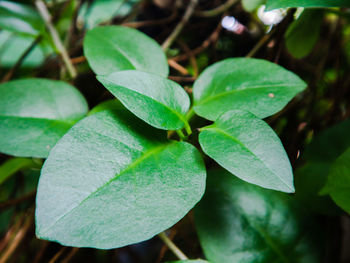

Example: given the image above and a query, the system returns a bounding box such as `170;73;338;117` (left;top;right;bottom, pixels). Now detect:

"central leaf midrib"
202;126;292;191
99;34;138;70
195;84;302;107
239;209;290;263
40;142;174;235
103;79;189;128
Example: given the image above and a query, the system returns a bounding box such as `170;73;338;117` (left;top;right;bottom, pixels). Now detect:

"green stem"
176;129;186;140
158;232;188;260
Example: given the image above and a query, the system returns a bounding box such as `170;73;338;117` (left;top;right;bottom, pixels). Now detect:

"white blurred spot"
257;5;287;26
221;16;246;34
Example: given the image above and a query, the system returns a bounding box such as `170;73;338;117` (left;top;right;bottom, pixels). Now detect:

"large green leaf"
199;110;294;193
35;110;206;249
304;119;350;163
193;58;306;121
0;1;44;36
195;169;323;263
84;26;169;77
0;79;88;158
320;148;350;214
285;10;323;59
98;70;190;130
266;0;350;10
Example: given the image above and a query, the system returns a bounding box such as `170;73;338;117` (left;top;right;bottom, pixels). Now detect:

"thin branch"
194;0;239;17
0;191;36;211
168;59;189;75
49;247;67;263
0;214;33;263
158;232;188;260
35;0;77;78
162;0;198;51
1;36;42;83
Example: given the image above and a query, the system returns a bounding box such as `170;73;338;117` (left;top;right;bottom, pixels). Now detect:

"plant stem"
35;0;77;79
158;232;188;260
176;129;186;140
194;0;239;17
1;36;41;83
162;0;198;51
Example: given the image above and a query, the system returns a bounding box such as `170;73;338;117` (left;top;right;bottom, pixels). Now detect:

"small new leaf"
84;26;169;76
98;70;191;130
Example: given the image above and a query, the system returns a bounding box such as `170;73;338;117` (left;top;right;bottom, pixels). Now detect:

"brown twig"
162;0;198;51
168;59;189;75
61;247;79;263
177;40;198;77
35;0;77;78
0;191;36;210
49;247;67;263
0;212;33;263
123;10;177;28
172;22;222;62
168;76;196;82
194;0;239;17
1;36;42;83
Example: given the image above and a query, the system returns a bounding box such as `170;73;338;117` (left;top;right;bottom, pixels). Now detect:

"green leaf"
304;119;350;163
0;1;44;36
0;78;88;158
295;163;341;215
285;10;323;59
320;148;350;214
98;70;190;130
266;0;350;10
78;0;139;29
0;157;39;186
193;58;306;121
199;110;294;193
35;110;206;249
84;26;169;77
195;169;323;263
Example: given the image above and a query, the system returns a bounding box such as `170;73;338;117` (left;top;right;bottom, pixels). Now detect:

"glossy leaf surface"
285;10;323;59
266;0;350;9
36;110;206;249
98;70;190;130
193;58;306;120
0;79;88;158
321;148;350;214
199;110;294;192
84;26;168;76
195;169;323;263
